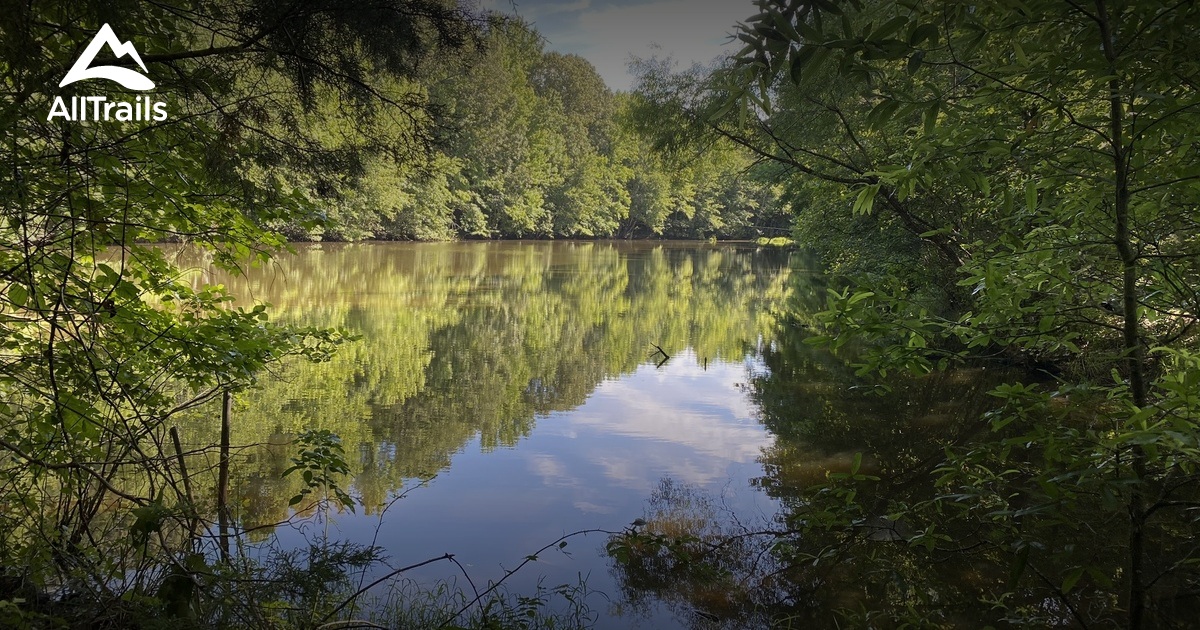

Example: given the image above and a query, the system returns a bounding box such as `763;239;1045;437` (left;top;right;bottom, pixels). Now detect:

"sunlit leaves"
0;0;474;602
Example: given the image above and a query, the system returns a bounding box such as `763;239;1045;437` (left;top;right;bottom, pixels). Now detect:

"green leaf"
852;184;880;215
907;51;924;75
909;23;939;47
871;16;909;41
867;100;900;130
1062;566;1085;593
8;283;28;308
795;21;823;42
848;291;875;305
1013;41;1028;66
707;101;734;123
789;49;808;84
923;102;940;135
1008;543;1031;589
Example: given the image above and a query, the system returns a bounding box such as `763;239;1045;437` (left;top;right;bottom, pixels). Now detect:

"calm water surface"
177;241;795;628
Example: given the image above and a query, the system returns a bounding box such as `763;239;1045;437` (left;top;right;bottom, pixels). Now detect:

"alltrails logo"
48;23;168;122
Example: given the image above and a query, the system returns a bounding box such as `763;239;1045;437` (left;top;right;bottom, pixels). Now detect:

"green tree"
305;21;793;243
604;0;1200;627
711;0;1200;626
0;0;476;620
622;57;796;240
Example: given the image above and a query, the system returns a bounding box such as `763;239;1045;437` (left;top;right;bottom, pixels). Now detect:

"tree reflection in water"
169;241;793;536
607;310;1033;628
608;287;1200;628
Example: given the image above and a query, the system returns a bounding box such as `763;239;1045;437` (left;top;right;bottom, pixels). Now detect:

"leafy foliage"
605;0;1200;627
284;429;355;511
276;18;793;242
0;0;475;622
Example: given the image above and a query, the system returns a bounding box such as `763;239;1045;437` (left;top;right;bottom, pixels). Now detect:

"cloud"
520;0;758;90
527;0;593;17
480;0;593;19
573;500;614;514
560;353;770;490
526;452;580;488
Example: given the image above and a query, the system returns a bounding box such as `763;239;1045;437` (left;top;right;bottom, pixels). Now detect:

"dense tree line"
281;17;792;242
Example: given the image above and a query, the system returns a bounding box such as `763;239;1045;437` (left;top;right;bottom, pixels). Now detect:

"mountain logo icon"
60;23;155;91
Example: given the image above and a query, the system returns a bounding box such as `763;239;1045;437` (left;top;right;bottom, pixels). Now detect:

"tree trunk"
218;391;232;561
1095;2;1148;627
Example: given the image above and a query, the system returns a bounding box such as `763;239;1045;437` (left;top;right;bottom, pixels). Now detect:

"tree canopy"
291;18;793;242
1;0;475;622
605;1;1200;627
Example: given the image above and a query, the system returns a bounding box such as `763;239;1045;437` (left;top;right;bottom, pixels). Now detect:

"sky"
477;0;757;91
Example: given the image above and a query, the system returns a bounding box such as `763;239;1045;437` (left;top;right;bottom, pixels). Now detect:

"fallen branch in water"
650;343;670;367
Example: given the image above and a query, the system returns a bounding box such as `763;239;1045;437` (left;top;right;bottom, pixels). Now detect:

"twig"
320;553;456;623
169;426;200;539
650;343;670;367
437;528;618;628
448;555;481;602
314;622;387;630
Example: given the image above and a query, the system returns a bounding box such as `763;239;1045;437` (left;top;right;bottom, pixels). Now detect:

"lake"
173;240;798;628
